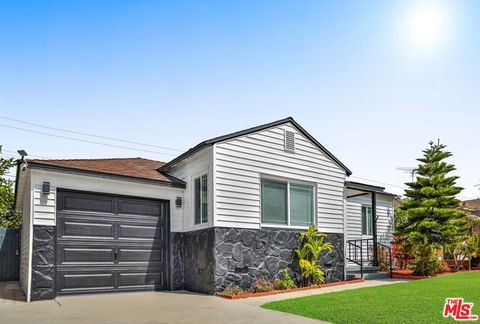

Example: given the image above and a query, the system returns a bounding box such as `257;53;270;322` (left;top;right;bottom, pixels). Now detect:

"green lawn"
262;272;480;324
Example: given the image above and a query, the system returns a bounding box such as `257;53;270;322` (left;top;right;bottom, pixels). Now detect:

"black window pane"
194;177;201;224
261;179;287;225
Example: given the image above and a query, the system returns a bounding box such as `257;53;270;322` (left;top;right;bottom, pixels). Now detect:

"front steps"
346;265;390;280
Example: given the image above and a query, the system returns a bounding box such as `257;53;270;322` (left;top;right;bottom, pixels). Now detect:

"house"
13;117;396;301
460;199;480;235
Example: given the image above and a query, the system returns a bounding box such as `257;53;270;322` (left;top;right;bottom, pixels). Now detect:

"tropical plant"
295;225;333;285
395;142;468;276
273;269;297;290
299;259;326;285
446;235;480;271
0;146;20;228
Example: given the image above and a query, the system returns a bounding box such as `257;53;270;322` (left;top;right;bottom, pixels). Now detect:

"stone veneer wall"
31;225;55;301
181;228;216;294
213;228;344;292
170;232;184;290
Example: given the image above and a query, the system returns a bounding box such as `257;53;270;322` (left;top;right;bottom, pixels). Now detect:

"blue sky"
0;0;479;199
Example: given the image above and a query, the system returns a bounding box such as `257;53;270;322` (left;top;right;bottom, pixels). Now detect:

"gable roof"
159;117;352;175
26;158;185;187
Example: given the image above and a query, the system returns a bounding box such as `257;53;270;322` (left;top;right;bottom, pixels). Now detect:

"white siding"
214;122;347;233
169;148;213;232
346;193;394;245
29;169;185;232
33;184;56;226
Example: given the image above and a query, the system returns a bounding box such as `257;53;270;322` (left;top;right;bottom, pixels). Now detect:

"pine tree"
395;141;468;275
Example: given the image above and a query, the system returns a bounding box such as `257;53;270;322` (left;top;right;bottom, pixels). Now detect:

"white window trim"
192;170;209;226
260;175;316;228
361;205;373;236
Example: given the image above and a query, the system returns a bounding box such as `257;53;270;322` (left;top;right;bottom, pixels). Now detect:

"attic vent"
284;130;295;152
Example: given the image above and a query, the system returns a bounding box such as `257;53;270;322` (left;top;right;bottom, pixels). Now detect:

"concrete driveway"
0;282;319;324
1;279;407;323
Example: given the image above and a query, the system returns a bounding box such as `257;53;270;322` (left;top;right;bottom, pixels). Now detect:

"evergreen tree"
395;141;467;275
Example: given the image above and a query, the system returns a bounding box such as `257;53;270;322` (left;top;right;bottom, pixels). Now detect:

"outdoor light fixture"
17;150;28;161
175;197;182;208
42;182;50;195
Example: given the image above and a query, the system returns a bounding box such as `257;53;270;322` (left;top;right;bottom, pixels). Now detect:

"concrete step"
347;271;390;280
346;265;381;272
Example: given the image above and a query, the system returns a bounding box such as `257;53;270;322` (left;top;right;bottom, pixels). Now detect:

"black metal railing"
346;239;393;278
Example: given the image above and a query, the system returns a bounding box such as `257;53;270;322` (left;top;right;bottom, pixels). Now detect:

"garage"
55;190;169;295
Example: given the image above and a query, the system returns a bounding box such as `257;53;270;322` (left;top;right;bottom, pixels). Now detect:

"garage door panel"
118;199;162;216
61;194;115;214
118;272;163;288
119;224;162;240
58;272;115;292
60;247;115;264
61;221;115;239
119;248;163;263
55;190;169;295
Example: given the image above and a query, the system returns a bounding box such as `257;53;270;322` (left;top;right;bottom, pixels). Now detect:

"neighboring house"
13;117;396;301
460;199;480;235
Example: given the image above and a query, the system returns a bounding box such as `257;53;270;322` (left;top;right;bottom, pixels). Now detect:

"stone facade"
181;228;216;294
213;228;344;292
172;227;344;294
31;225;55;301
169;232;184;290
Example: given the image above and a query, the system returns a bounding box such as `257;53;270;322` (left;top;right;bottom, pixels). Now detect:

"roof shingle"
27;158;183;185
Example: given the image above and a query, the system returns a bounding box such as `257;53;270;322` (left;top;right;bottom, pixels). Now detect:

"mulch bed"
391;268;480;280
217;278;365;300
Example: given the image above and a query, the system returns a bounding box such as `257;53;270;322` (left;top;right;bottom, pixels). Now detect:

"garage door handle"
114;251;118;263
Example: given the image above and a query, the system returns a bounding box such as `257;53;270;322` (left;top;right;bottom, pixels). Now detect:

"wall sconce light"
175;197;182;208
42;181;50;195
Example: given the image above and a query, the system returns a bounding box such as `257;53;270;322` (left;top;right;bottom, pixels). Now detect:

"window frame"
193;172;208;225
361;205;373;236
260;176;316;229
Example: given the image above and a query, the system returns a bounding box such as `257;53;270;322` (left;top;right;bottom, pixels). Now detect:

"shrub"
273;269;297;290
250;278;274;293
219;285;244;297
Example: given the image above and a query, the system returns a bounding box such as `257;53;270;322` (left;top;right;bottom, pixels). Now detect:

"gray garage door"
55;190;169;295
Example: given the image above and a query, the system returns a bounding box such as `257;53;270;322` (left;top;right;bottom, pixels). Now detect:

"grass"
262;271;480;324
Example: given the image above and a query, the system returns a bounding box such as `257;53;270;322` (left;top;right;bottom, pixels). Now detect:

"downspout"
372;192;378;266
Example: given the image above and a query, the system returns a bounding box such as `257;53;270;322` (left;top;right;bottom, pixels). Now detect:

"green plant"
295;225;333;286
219;285;244;296
273;269;297;290
0;146;20;229
300;259;325;285
395;141;468;276
250;278;274;293
446;235;480;271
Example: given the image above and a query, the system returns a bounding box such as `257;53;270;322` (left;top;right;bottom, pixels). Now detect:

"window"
194;174;208;224
261;179;314;227
361;206;373;235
